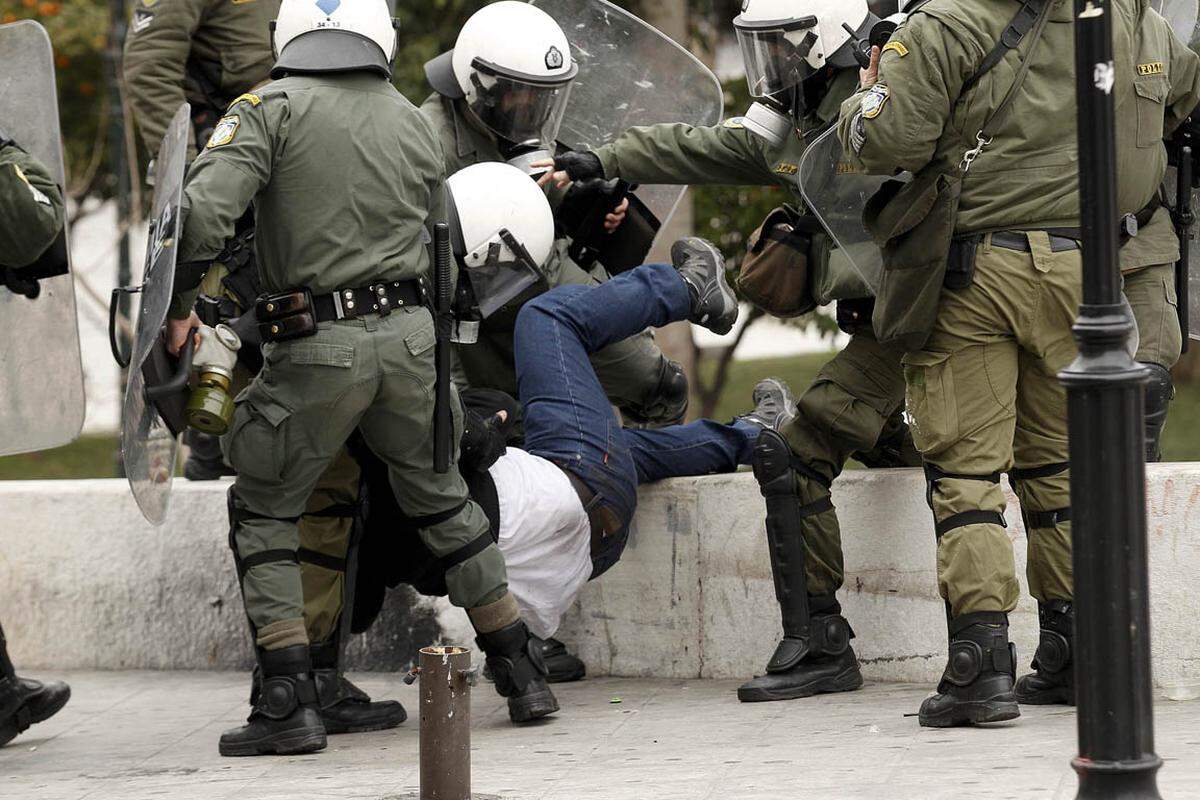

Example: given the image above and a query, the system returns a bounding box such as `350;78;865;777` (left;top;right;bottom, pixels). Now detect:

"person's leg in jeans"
514;262;695;520
621;419;761;484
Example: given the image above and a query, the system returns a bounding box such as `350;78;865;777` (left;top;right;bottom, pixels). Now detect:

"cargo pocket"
902;350;959;457
404;322;436;357
225;388;293;484
1135;76;1168;148
289;343;354;369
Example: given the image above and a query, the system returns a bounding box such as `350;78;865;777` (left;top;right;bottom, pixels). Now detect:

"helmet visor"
468;58;576;147
734;17;818;99
463;229;545;318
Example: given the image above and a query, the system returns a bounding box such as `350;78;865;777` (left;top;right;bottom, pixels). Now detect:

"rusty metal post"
419;646;472;800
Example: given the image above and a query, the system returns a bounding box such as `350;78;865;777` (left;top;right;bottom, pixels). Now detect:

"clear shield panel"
0;20;85;456
1190;229;1200;341
798;126;899;293
527;0;724;233
120;104;190;525
1153;0;1200;47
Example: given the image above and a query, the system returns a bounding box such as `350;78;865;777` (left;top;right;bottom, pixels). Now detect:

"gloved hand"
0;127;15;149
533;150;604;189
459;408;509;474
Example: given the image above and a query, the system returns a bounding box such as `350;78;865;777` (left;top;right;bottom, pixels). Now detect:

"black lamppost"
1061;1;1162;797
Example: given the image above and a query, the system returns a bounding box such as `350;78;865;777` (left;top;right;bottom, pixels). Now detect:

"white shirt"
488;448;593;639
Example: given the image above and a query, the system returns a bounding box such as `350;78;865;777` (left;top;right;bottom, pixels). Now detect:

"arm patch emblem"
882;41;909;58
206;115;240;150
861;85;890;120
1137;62;1164;76
228;93;262;110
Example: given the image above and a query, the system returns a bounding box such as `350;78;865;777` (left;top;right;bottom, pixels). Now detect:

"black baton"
1177;146;1192;355
433;222;454;473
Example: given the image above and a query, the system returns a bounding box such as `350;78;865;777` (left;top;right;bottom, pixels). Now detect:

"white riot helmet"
271;0;398;80
1153;0;1200;47
734;0;874;145
446;162;555;318
425;1;578;147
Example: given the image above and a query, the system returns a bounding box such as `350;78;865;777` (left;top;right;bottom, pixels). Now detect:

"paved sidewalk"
2;672;1198;800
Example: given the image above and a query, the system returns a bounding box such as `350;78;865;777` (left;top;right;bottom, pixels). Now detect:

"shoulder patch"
1137;62;1165;76
861;84;890;120
227;93;262;110
882;41;909;58
774;162;798;175
206;115;240;150
723;117;746;129
12;164;51;205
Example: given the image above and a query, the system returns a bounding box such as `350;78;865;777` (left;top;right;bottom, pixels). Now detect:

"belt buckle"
370;282;395;317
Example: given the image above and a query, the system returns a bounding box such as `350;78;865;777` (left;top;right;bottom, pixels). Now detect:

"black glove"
553;150;604;182
458;388;521;473
0;127;15;150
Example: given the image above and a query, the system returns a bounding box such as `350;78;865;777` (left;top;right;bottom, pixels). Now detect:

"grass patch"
0;435;121;480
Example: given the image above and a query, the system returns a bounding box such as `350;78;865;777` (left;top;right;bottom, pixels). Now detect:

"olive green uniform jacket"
123;0;279;158
0;144;64;268
591;69;915;602
834;0;1199;616
176;73;505;649
418;93;676;423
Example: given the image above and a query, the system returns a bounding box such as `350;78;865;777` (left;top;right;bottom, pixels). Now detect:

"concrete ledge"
2;466;1198;687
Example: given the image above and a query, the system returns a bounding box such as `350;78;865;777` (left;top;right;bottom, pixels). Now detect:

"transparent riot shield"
120;104;191;525
527;0;724;234
1190;228;1200;341
798;126;902;294
0;21;85;456
1153;0;1199;48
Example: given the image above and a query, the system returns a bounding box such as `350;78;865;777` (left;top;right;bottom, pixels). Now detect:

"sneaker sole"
736;667;864;703
706;267;738;336
919;699;1021;728
219;729;327;757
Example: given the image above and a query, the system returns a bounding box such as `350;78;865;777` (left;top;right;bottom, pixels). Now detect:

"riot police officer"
540;0;918;704
0;131;72;746
421;1;689;430
838;0;1200;725
122;0;407;735
168;0;558;755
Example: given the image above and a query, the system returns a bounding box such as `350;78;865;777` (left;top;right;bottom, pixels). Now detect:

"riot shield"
1153;0;1199;48
527;0;724;235
120;104;190;525
0;20;85;456
798;126;902;293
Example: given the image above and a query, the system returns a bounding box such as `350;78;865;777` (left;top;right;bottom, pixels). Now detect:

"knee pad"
923;464;1006;537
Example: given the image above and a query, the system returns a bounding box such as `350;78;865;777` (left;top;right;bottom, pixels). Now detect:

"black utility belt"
256;279;426;343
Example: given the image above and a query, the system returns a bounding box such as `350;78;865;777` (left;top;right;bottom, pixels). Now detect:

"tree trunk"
641;0;700;417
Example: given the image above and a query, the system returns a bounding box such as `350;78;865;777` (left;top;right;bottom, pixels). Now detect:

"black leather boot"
219;645;327;756
1015;600;1075;706
919;613;1020;728
477;621;559;723
542;638;586;684
738;431;863;703
0;623;70;747
737;610;863;702
310;641;407;734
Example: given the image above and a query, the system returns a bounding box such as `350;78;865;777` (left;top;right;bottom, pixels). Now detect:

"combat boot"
737;611;863;702
0;676;71;747
0;623;70;747
310;641;408;734
671;237;738;335
542;638;586;684
1015;601;1075;706
919;613;1020;728
477;620;559;723
219;645;327;757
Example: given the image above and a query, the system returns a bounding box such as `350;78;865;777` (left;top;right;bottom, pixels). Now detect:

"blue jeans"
514;263;759;574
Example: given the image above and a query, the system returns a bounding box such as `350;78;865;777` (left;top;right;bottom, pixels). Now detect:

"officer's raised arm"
836;14;968;174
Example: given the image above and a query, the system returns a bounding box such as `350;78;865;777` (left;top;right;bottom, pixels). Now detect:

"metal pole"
419;646;472;800
108;0;131;476
1062;2;1161;797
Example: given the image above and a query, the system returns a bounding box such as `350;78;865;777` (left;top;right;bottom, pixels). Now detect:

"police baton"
1175;141;1192;355
432;222;454;474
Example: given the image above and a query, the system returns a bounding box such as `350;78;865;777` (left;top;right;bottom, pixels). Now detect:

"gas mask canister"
185;323;242;435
